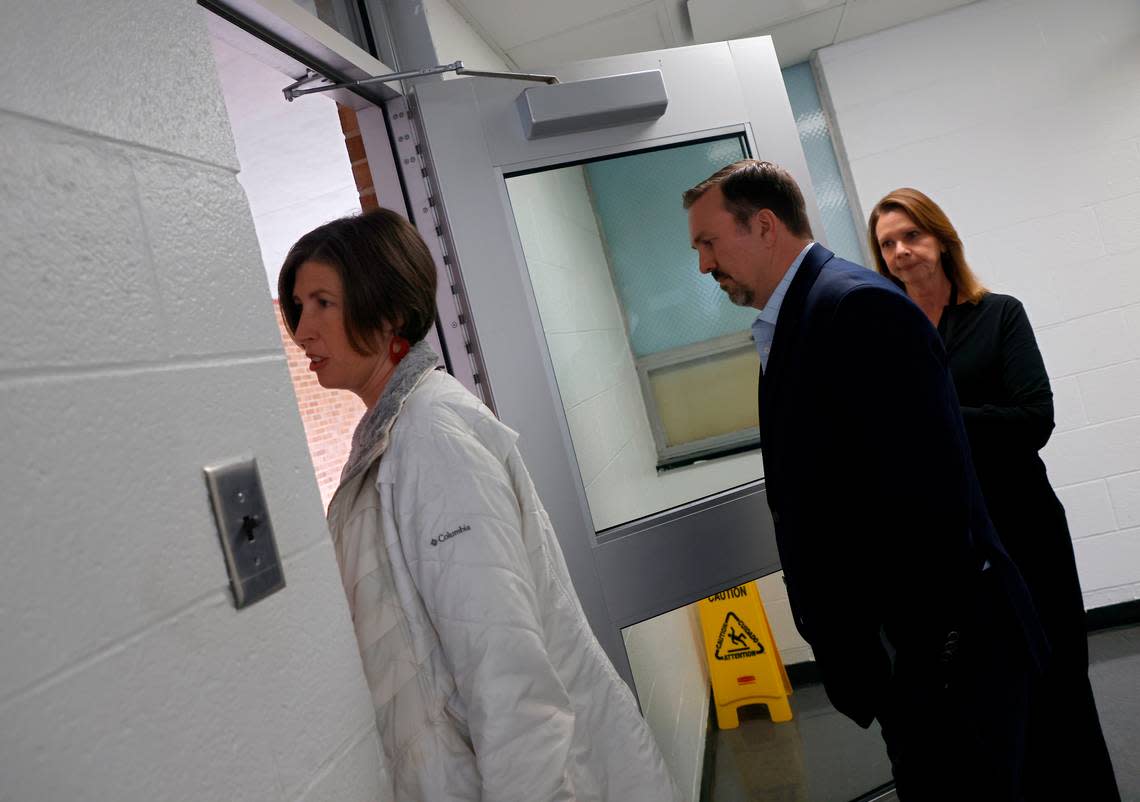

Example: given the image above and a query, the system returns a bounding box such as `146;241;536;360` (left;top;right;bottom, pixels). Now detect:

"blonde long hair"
867;188;988;304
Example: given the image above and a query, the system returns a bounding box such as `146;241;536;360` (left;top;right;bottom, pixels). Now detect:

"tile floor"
709;624;1139;801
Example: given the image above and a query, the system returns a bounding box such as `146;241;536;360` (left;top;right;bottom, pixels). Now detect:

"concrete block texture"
0;543;382;802
130;151;282;357
0;119;279;370
1074;527;1140;595
1036;310;1138;379
1042;417;1140;488
1;1;387;798
817;0;1140;603
296;727;390;802
1079;360;1140;424
0;0;238;168
1056;480;1119;540
0;118;167;371
0;358;329;704
1096;191;1140;256
1108;471;1140;529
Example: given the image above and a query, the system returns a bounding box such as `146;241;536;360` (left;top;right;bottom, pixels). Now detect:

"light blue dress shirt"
751;242;815;371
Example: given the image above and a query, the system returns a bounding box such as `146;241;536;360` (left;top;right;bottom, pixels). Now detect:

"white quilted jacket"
327;348;679;802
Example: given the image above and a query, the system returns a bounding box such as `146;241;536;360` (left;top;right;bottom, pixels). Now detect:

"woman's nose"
294;311;315;342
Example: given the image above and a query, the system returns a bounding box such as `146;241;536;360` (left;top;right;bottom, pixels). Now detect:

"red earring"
389;335;411;364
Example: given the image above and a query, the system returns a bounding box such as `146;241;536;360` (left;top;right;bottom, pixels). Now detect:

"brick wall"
340;104;380;212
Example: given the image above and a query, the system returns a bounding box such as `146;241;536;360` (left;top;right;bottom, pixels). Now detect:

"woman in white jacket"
278;209;679;802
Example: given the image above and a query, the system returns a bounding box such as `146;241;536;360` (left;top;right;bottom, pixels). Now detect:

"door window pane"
290;0;369;52
505;136;765;533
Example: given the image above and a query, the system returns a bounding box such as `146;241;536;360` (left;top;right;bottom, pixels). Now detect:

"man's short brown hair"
277;208;437;354
682;159;813;238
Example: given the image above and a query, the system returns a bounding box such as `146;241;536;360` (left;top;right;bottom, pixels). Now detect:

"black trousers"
878;627;1033;802
1023;669;1120;801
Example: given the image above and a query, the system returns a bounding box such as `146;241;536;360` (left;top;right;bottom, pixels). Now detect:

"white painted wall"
209;36;359;296
623;605;710;802
0;3;388;800
422;0;513;72
816;0;1140;608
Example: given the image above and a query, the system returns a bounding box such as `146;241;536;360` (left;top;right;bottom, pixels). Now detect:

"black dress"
938;289;1119;800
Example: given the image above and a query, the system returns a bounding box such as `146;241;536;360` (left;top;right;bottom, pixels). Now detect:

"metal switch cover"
204;455;285;609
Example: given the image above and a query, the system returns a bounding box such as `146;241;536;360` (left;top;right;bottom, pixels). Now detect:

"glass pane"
290;0;369;51
505;136;765;533
643;334;760;466
782;62;867;267
651;347;759;446
584;139;756;358
622;582;892;801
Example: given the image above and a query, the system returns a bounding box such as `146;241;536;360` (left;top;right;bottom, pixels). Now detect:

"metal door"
410;37;824;688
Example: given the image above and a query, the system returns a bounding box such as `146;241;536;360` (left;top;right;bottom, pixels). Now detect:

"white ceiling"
448;0;978;69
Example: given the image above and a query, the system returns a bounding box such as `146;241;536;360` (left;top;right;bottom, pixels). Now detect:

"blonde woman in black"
869;188;1119;801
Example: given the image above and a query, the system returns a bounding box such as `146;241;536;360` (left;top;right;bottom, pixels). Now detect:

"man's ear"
753;208;777;240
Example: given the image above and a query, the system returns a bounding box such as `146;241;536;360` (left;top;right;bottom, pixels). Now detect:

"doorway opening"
206;10;386;507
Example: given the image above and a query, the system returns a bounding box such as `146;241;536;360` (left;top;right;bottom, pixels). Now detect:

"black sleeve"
959;298;1055;451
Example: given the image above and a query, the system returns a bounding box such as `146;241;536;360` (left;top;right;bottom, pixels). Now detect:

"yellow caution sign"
697;582;793;728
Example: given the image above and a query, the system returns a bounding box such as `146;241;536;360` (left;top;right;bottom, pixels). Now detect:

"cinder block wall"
0;3;388;800
817;0;1140;609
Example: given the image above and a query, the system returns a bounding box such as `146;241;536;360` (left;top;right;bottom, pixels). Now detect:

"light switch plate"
204;455;285;609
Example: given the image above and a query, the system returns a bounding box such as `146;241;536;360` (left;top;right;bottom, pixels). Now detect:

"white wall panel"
0;2;388;799
423;0;512;71
1079;361;1140;424
1056;480;1120;541
1036;311;1135;379
1042;417;1140;488
0;545;376;802
132;152;284;354
0;120;166;371
1050;247;1140;324
1107;471;1140;529
0;0;238;168
297;728;388;802
1074;527;1140;593
1095;190;1140;256
817;0;1140;607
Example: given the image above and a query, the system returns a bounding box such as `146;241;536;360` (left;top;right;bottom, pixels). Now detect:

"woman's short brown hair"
277;208;438;353
867;188;988;304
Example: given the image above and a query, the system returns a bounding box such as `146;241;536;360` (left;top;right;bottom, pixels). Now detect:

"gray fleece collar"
339;340;439;486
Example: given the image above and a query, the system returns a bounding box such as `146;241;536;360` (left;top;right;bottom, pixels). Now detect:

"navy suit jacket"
758;244;1046;729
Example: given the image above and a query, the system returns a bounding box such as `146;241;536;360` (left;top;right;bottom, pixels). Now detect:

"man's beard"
713;271;753;307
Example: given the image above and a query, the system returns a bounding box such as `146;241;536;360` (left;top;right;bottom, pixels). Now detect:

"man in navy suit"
684;160;1048;801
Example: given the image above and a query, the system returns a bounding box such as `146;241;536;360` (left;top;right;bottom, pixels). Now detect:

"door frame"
201;0;487;395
